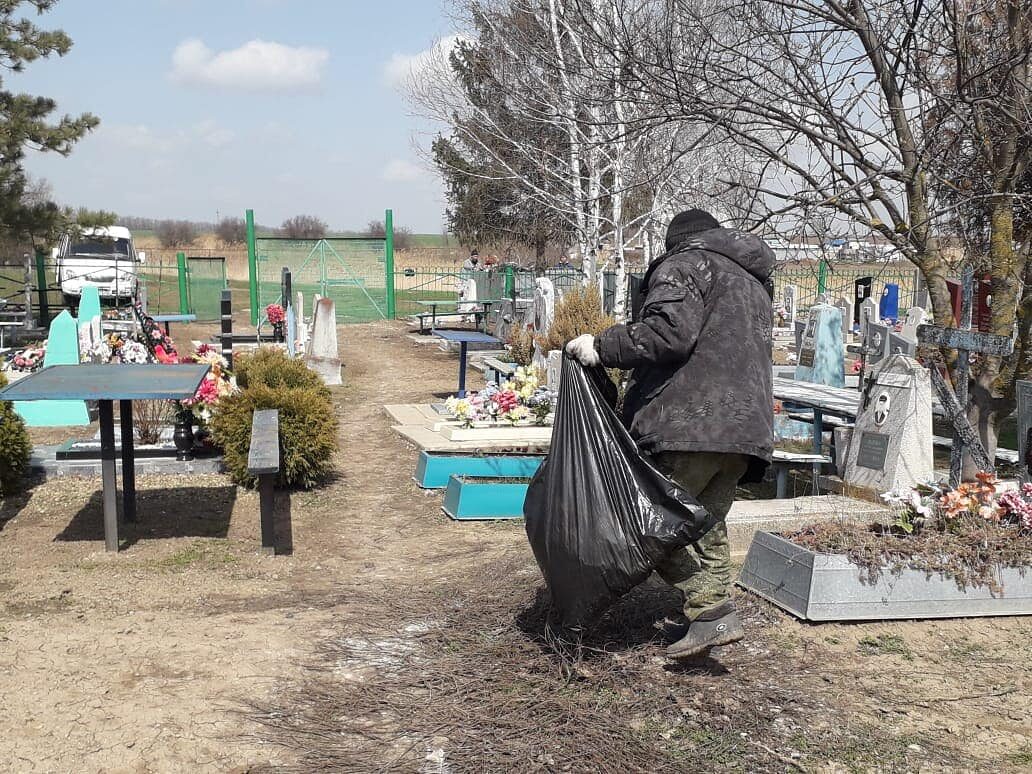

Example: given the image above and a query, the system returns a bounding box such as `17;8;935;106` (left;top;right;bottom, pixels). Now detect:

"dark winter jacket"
595;227;775;480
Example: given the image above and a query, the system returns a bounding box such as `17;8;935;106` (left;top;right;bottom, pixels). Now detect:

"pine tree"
0;1;99;242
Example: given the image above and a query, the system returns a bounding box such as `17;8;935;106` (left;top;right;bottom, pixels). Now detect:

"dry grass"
244;553;968;773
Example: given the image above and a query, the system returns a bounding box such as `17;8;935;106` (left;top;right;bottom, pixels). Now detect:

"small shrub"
210;384;338;489
133;399;172;445
234;347;325;392
0;372;31;496
537;284;616;353
505;326;535;366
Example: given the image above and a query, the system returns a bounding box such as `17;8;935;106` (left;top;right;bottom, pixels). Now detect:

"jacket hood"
670;227;775;282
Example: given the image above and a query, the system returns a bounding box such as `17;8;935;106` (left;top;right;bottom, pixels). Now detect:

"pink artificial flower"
154;345;179;364
266;304;286;324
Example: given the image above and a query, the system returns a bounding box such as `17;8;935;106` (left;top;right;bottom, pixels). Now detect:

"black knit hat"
665;209;721;251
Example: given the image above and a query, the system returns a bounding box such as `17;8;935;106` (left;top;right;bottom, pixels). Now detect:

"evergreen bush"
210;383;338;489
0;372;31;496
234;347;325;392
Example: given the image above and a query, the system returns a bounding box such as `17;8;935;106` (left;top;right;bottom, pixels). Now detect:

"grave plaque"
844;354;933;492
855;432;890;471
798;348;815;368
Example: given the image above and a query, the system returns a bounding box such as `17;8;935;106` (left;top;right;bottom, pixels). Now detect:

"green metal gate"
186;256;228;321
254;237;389;323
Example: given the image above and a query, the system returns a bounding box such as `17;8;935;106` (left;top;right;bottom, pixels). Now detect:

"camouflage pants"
651;452;750;621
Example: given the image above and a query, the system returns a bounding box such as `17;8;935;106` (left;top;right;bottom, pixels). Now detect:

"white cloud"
384;35;465;89
381;158;423;183
99;120;236;153
170;38;329;92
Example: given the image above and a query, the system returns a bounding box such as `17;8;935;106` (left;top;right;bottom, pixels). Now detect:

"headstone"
794;318;806;354
305;297;342;386
14;310;90;426
458;276;478;318
900;306;927;342
913;272;929;311
833;296;852;342
77;285;101;328
865;320;892;368
783;285;797;326
794;304;845;387
879;283;900;322
532;277;556;337
1017;380;1032;480
843;354;933;492
545;350;562;392
77;284;102;359
853;277;873;327
859;297;879;333
295;291;307;351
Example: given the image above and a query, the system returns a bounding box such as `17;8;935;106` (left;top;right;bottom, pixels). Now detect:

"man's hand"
565;333;600;367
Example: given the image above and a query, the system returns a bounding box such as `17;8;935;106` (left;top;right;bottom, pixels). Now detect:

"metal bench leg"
99;400;119;552
119;400;137;523
812;461;821;495
776;466;788;498
259;473;276;554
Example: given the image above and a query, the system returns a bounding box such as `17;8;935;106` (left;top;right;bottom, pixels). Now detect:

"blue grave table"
0;364;210;552
432;329;502;398
151;313;197;336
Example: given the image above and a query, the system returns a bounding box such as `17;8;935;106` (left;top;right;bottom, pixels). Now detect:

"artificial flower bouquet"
444;367;555;428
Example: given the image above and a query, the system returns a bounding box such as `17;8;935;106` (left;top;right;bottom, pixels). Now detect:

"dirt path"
1;323;1029;772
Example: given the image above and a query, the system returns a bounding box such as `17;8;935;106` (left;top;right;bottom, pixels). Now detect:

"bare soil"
1;322;1029;772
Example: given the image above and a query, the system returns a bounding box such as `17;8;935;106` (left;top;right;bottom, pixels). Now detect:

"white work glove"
565;333;600;367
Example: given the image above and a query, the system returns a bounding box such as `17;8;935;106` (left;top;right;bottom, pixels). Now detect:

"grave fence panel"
772;262;921;312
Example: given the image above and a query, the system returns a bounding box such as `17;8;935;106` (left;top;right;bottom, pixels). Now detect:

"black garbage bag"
524;355;718;628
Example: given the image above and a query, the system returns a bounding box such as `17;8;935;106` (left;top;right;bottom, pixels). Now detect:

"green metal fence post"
817;258;829;297
505;264;515;303
385;208;396;319
246;209;259;325
34;248;50;324
176;252;190;314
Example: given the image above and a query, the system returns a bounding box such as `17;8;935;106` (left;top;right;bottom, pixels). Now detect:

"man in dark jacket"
565;209;774;659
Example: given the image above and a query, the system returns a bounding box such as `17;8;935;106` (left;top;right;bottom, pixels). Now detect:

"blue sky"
15;0;451;232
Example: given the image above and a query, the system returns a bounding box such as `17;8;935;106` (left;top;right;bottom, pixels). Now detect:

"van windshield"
69;238;131;257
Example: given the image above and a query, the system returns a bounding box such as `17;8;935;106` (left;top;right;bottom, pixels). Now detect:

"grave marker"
14;310;90;426
900;306;927;342
853;276;873;327
1018;380;1032;480
879;283;900;322
844;354;933;492
794;304;844;387
306;297;342;386
917;316;1013;484
864;320;891;369
833;296;852;342
783;285;797;326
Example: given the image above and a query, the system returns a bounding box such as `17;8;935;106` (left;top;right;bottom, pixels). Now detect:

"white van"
53;226;145;306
